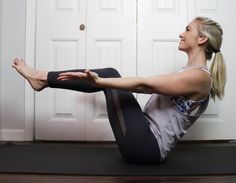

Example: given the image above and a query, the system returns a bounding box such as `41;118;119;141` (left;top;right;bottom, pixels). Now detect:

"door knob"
80;24;85;31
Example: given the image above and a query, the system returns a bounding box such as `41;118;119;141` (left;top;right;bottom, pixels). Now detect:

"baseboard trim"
0;129;25;141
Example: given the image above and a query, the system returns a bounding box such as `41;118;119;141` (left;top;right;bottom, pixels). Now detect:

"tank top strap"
176;65;212;109
194;96;210;116
178;65;212;95
179;65;210;75
200;67;211;75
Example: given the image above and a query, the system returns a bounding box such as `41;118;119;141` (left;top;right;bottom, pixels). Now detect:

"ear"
198;36;208;45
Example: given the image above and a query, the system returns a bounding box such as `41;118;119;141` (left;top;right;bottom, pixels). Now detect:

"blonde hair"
195;17;226;100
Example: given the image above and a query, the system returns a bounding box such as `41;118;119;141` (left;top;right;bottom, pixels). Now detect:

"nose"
179;32;184;38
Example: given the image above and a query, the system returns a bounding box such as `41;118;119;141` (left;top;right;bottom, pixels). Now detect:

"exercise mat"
0;142;236;175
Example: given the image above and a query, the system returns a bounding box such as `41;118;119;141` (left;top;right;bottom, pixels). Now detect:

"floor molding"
1;129;25;141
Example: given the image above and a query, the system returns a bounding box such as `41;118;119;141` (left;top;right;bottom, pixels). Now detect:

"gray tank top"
143;66;211;161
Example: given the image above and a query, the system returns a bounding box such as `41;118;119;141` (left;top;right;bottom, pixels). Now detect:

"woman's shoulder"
178;67;212;100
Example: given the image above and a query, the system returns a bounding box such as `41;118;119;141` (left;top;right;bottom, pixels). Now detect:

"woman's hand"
57;69;100;86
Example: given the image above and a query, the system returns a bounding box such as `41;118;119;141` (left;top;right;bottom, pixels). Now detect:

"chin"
178;46;184;51
178;46;187;53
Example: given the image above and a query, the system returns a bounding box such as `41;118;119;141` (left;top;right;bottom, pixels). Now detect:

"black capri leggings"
48;68;161;164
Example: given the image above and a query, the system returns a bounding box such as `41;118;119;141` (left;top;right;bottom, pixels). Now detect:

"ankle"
34;70;48;82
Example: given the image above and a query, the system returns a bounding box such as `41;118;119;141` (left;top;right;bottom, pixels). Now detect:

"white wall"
0;0;3;140
0;0;26;141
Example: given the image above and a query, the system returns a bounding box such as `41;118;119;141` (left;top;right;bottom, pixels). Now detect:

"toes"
14;57;20;64
13;58;26;67
12;58;19;68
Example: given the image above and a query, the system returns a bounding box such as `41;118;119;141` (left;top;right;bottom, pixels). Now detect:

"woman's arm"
98;71;210;96
57;70;149;93
57;69;211;97
97;76;150;93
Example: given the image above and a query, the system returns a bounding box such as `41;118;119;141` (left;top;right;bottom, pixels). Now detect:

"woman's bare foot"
12;58;48;91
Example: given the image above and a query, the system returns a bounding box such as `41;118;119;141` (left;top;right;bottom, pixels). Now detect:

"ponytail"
209;52;226;100
195;17;226;100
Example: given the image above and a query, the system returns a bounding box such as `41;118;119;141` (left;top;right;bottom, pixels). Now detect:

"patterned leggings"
47;68;161;164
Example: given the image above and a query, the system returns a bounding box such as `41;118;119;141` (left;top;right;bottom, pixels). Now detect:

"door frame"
24;0;36;141
0;0;3;141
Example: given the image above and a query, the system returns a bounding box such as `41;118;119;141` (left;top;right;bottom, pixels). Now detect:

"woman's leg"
12;59;161;164
104;88;161;164
48;68;161;164
47;68;112;93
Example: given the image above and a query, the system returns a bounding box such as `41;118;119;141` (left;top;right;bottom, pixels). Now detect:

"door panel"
183;0;236;140
85;0;136;140
137;0;188;108
35;0;136;141
35;0;87;140
138;0;236;140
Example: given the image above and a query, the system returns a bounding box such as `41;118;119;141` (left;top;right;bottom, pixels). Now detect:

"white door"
34;0;236;141
84;0;136;140
185;0;236;140
137;0;188;109
138;0;236;140
35;0;87;140
35;0;136;140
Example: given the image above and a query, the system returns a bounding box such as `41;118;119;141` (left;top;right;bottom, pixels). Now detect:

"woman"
12;17;226;164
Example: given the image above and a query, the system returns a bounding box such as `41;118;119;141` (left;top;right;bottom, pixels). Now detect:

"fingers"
57;73;72;81
58;72;87;77
57;75;70;81
57;70;98;81
85;69;92;76
85;69;98;78
57;71;88;81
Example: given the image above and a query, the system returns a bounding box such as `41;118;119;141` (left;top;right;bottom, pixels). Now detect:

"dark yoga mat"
0;142;236;175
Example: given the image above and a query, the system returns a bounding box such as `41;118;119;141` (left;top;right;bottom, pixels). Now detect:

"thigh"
104;89;161;164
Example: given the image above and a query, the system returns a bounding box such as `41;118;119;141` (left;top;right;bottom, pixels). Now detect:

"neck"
186;49;206;67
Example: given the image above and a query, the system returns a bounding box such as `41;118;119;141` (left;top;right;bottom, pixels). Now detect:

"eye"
186;27;190;32
185;26;191;32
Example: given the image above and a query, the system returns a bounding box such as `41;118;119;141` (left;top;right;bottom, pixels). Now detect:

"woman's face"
178;20;202;53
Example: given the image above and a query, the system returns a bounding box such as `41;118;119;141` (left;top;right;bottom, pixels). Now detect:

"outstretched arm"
57;69;148;93
57;69;211;97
